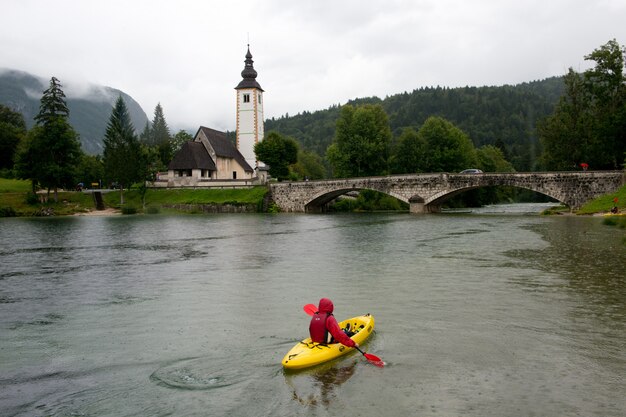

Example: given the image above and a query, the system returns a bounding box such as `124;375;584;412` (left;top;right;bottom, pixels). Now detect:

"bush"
0;206;16;217
0;168;15;179
267;202;281;213
25;192;40;205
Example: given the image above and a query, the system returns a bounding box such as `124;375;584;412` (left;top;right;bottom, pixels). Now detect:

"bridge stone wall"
269;171;625;213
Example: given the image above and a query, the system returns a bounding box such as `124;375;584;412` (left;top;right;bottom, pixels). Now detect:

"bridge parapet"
269;171;625;213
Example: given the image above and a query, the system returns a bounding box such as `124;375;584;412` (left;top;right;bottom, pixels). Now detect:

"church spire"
235;45;264;91
235;44;265;170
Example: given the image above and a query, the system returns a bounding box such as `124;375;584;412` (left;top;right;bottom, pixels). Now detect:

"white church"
158;46;267;187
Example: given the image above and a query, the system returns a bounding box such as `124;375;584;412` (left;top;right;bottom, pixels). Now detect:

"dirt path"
74;208;121;216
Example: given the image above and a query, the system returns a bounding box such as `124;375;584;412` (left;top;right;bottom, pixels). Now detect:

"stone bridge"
269;171;625;213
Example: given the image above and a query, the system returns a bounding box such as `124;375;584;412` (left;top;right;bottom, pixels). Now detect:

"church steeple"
235;45;264;91
235;45;265;170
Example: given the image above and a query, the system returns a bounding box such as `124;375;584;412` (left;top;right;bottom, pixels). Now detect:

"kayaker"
309;298;359;348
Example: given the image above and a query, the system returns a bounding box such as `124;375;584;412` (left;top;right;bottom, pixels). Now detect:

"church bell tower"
235;45;264;170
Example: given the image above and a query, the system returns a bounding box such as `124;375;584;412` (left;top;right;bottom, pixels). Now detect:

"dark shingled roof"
198;126;254;172
168;141;216;171
235;46;264;91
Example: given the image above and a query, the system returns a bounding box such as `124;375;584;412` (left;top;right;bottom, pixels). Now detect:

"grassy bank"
577;183;626;215
0;179;269;216
104;187;268;208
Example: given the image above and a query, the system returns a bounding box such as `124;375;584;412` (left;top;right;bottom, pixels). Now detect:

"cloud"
1;0;625;132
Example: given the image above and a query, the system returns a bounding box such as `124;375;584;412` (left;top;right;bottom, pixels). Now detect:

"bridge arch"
423;182;563;211
305;186;409;212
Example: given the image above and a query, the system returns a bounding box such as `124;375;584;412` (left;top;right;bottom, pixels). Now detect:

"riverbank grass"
577;183;626;214
0;179;269;216
104;187;268;213
0;178;31;193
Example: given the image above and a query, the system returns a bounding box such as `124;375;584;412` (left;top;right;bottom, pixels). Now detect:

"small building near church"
165;126;254;186
155;46;267;188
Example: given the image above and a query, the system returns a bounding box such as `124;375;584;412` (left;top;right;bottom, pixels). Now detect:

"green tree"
292;149;327;180
150;103;171;145
15;77;82;201
389;127;427;174
418;116;477;172
539;69;589;170
149;103;172;167
254;131;299;180
0;104;27;172
139;121;152;144
103;96;141;204
326;104;391;177
476;145;515;172
171;129;193;154
75;154;104;187
137;144;161;209
540;40;626;170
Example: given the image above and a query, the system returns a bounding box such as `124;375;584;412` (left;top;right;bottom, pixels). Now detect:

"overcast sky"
2;0;625;132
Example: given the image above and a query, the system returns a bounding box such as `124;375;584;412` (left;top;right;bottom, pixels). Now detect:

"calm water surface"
1;205;625;416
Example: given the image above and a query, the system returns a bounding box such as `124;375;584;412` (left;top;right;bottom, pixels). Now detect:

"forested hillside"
0;69;148;155
265;77;564;171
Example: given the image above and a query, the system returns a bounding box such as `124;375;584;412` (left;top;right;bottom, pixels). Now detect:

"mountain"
265;77;565;171
0;69;148;155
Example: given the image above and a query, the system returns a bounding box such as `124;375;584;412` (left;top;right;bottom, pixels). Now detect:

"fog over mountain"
0;69;148;155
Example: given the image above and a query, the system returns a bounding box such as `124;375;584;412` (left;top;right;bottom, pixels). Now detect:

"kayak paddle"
302;303;385;367
303;303;317;316
355;346;385;367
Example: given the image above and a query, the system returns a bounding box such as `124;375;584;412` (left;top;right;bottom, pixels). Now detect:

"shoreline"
73;208;121;216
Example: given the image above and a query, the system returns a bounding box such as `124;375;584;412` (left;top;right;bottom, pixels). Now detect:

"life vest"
309;312;331;344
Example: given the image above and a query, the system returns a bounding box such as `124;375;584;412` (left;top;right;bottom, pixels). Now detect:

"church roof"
235;46;264;91
198;126;254;172
168;141;216;170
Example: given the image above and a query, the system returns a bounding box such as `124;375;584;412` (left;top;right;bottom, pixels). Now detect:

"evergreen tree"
139;121;152;144
103;96;141;204
15;77;82;201
143;103;173;168
151;103;171;145
0;104;27;171
34;77;70;125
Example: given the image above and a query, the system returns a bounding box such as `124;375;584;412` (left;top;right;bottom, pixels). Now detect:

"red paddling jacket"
309;298;356;348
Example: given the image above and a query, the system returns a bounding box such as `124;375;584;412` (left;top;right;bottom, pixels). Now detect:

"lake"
1;204;625;416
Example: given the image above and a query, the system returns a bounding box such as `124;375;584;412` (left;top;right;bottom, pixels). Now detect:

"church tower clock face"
235;46;264;170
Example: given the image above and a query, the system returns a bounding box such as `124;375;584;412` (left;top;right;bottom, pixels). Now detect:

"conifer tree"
15;77;82;201
151;103;171;146
0;104;27;170
103;96;141;204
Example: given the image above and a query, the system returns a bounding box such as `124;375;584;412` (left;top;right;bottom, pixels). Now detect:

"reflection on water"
1;209;625;417
286;362;357;407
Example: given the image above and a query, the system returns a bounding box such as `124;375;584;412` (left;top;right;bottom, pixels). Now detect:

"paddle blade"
355;346;385;367
303;304;317;316
364;353;385;367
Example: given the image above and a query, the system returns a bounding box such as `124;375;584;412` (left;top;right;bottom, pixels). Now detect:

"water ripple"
150;357;248;390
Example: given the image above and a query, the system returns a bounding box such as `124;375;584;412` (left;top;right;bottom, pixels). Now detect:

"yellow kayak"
282;314;375;370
